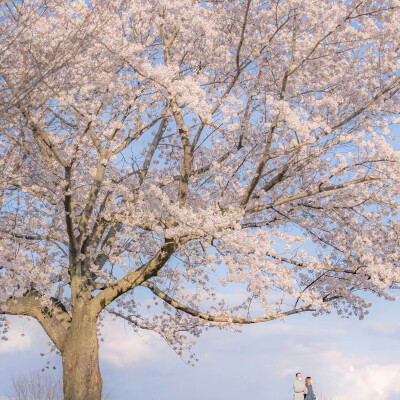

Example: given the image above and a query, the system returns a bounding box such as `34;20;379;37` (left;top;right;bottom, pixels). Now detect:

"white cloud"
0;332;31;354
312;338;400;400
0;317;40;354
332;363;400;400
100;318;171;369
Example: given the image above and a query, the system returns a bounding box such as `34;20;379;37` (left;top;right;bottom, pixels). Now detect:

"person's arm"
304;386;308;394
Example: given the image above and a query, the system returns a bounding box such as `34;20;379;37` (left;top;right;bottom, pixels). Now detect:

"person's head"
296;372;302;381
305;377;312;386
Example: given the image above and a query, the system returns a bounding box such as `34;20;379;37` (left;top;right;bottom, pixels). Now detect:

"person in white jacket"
293;372;307;400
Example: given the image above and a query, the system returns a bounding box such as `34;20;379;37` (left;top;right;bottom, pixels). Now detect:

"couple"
293;372;316;400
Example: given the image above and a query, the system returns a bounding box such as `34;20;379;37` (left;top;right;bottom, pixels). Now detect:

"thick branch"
90;239;178;315
64;166;78;259
141;282;314;324
0;293;70;350
171;100;193;207
21;109;67;167
77;153;108;250
260;163;290;194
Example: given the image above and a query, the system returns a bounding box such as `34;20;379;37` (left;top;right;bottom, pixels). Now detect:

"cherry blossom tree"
1;0;400;399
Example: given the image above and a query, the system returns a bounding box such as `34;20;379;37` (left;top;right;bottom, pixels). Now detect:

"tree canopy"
0;0;400;397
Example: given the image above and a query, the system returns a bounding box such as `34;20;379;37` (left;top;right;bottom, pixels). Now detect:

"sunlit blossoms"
1;0;400;399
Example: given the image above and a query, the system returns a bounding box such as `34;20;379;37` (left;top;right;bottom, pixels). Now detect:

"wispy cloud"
363;321;400;338
0;318;34;354
100;318;171;369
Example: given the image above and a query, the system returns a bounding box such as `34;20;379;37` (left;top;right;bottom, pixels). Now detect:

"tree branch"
77;152;109;250
239;17;296;207
141;282;314;324
171;100;193;207
240;115;278;207
6;180;57;205
0;293;70;350
64;166;78;259
111;109;168;156
139;117;168;185
246;176;380;214
90;239;178;315
236;0;252;72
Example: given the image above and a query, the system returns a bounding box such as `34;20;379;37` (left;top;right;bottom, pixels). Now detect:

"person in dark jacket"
304;377;316;400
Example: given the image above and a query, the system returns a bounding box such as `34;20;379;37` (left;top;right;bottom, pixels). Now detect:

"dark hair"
296;372;301;377
305;377;312;385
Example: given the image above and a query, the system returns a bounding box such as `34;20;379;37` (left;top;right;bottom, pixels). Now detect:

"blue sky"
1;293;399;400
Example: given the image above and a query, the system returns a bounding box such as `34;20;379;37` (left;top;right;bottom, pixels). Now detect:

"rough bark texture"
62;308;102;400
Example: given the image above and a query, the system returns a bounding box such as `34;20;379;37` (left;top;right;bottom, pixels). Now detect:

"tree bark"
62;308;102;400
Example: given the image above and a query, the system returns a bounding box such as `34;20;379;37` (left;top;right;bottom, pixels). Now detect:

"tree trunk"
62;309;102;400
